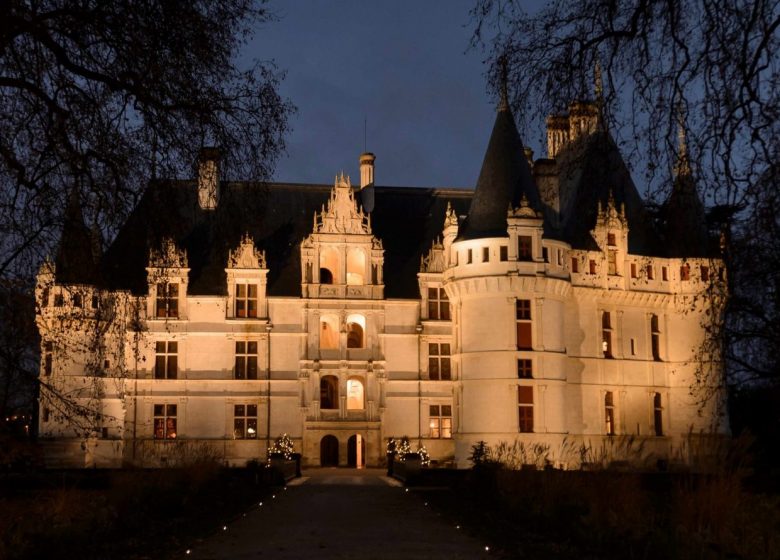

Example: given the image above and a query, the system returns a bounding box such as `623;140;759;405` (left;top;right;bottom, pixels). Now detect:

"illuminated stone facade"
36;99;727;468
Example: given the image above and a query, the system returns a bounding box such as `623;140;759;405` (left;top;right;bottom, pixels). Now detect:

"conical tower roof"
458;99;541;240
664;126;708;257
54;187;100;284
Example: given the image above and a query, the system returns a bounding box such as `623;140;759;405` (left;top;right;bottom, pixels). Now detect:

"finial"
675;104;691;176
594;58;603;101
498;54;509;111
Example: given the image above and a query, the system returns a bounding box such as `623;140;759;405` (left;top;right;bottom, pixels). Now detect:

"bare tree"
1;0;294;280
471;0;780;389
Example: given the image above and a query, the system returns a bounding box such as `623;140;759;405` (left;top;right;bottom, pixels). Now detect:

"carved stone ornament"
444;201;458;227
313;173;372;235
228;233;267;269
595;190;628;230
149;238;188;268
421;237;446;273
508;194;540;219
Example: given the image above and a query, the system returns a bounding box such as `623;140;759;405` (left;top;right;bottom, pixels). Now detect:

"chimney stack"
359;152;375;189
198;147;221;210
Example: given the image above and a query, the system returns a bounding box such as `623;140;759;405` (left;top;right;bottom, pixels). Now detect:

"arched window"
346;314;365;348
320;376;338;409
319;248;338;284
346;249;365;285
320;315;339;349
346;378;364;410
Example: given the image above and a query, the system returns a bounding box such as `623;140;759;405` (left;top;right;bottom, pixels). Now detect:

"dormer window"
235;284;258;318
680;263;691;281
607;233;616;246
518;236;532;261
156;283;179;318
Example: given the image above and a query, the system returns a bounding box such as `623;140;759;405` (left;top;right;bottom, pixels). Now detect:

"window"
518;387;533;432
73;293;82;307
235;341;258;379
319;248;338;284
42;408;50;423
467;249;473;264
233;404;258;439
680;263;690;281
482;247;490;263
662;266;669;281
646;265;655;280
571;257;579;273
542;247;549;263
589;260;597;274
500;246;508;261
630;338;636;356
557;250;563;266
154;341;178;379
43;342;53;376
347;378;364;410
516;300;532;350
235;284;258;318
346;314;365;348
320;315;339;349
428;287;450;320
91;294;100;309
518;236;532;261
428;343;451;380
54;293;64;307
601;312;613;358
608;251;617;275
630;263;637;278
346;249;365;285
155;282;179;318
700;265;710;282
650;314;661;361
604;392;615;435
153;404;177;439
41;287;49;307
653;393;663;437
517;359;533;379
320;376;338;409
429;405;452;438
607;232;616;246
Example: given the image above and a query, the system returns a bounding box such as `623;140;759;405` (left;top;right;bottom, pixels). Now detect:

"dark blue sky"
246;1;521;188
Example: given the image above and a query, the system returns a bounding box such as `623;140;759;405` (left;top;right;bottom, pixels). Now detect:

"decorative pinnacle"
594;58;603;101
675;107;691;177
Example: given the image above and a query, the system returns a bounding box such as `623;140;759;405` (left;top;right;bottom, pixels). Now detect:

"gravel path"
185;468;492;559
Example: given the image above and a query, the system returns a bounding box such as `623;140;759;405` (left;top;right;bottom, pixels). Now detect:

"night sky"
246;0;525;189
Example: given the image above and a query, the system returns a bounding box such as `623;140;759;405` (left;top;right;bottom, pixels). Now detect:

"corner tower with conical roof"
445;90;573;465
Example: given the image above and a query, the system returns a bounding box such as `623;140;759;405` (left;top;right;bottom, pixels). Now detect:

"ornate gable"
314;173;371;235
228;233;266;270
149;238;188;269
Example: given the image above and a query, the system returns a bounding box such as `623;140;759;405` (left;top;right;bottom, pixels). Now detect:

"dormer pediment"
314;173;371;236
228;233;267;270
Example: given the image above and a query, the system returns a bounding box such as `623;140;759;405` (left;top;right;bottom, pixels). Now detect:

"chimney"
359;152;375;189
198;147;221;210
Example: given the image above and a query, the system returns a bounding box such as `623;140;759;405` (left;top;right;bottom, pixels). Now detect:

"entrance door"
347;434;365;468
320;435;339;466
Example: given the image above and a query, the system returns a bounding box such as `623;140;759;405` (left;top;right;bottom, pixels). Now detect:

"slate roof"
98;182;472;298
458;104;541;240
662;170;709;258
554;130;664;255
55;188;101;284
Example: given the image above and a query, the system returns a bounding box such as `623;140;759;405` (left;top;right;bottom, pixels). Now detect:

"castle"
36;93;726;468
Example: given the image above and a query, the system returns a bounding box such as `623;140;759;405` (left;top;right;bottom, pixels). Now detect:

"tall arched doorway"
347;434;365;468
320;435;339;467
